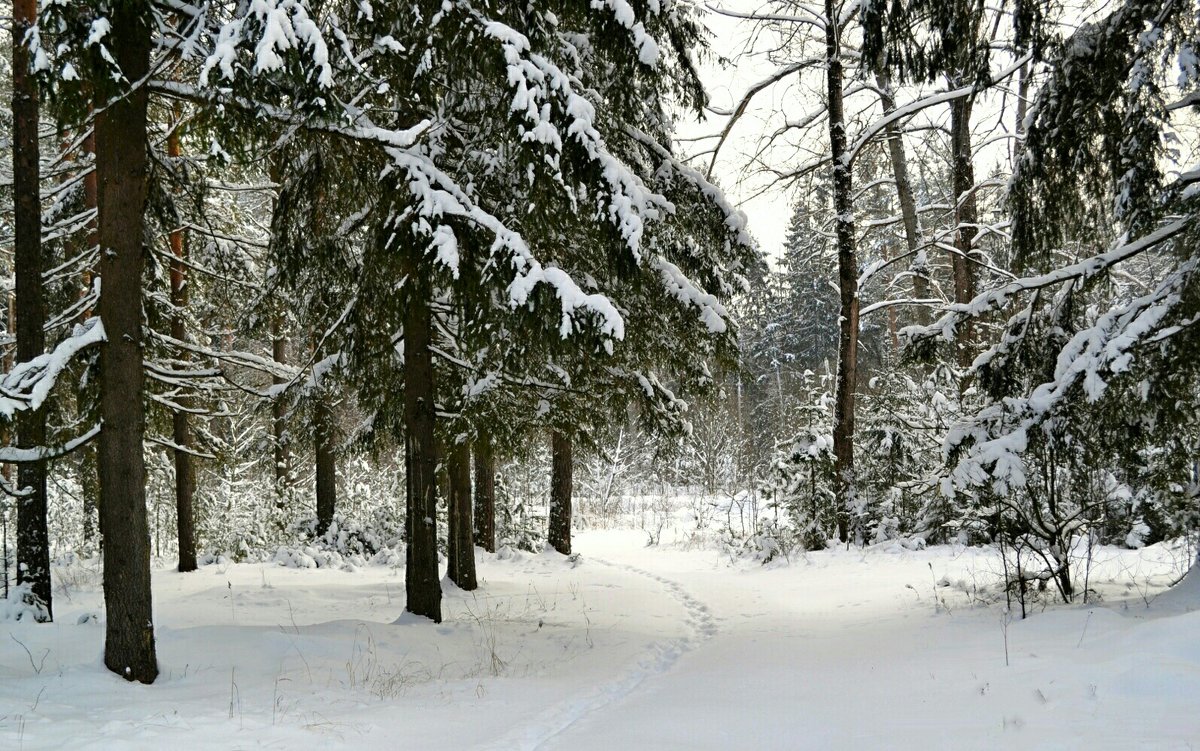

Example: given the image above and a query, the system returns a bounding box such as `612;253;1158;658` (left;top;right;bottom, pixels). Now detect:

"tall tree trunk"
95;8;158;683
168;122;196;574
81;123;100;544
12;0;51;621
402;271;441;622
2;298;12;491
549;431;573;555
950;96;979;366
314;397;336;536
436;441;450;505
447;441;477;590
82;121;98;318
267;153;291;500
1014;63;1030;164
472;433;496;553
876;71;929;326
271;312;291;497
827;3;860;544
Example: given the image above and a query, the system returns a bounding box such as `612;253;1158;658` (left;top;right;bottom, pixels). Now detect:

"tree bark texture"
271;312;291;495
83;122;98;311
473;434;496;553
446;441;477;590
877;72;930;327
402;266;441;622
1014;63;1030;164
168;124;196;573
95;7;158;683
549;431;573;555
950;96;979;366
2;299;12;490
827;3;860;544
13;0;52;621
314;398;337;536
81;125;100;543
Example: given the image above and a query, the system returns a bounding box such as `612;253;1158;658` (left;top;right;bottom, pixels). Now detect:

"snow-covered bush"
0;583;49;622
290;508;405;558
768;430;837;551
496;467;545;553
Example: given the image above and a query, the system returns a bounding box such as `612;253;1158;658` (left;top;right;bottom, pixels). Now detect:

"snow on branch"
845;53;1031;166
902;215;1194;347
624;124;753;250
942;231;1200;497
1030;258;1197;409
0;424;102;466
703;60;819;181
653;256;731;334
149;329;299;382
150;79;431;151
592;0;662;65
0;318;106;421
199;0;334;88
481;19;671;258
388;150;626;342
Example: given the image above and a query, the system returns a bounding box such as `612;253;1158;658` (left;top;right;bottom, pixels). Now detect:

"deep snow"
1;526;1197;750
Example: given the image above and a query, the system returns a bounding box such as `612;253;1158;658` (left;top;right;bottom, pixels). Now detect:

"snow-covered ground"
2;523;1197;750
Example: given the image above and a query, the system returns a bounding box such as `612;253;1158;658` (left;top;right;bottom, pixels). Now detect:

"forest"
0;0;1198;748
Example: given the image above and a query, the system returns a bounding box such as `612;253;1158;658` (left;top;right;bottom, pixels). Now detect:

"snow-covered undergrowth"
1;512;1197;749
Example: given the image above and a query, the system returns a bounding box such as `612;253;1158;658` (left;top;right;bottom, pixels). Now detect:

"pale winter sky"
676;2;798;263
677;0;1033;265
686;0;1200;269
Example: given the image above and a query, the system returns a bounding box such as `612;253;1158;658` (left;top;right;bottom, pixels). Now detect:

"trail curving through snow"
478;557;717;751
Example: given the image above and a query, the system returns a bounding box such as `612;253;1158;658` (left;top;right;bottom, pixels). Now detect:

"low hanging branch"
902;214;1196;348
0;317;106;420
0;424;102;470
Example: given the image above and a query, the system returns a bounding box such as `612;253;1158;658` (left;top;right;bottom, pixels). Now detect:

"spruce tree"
92;3;158;683
11;0;51;621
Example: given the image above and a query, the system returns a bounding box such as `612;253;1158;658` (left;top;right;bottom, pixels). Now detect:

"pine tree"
92;3;159;683
166;116;197;573
11;0;51;621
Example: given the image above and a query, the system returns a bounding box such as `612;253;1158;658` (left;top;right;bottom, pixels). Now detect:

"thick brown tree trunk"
473;434;496;553
95;7;158;683
402;271;441;622
446;441;477;590
827;3;860;544
950;96;979;366
877;72;929;327
168;123;196;574
12;0;52;621
549;431;573;555
314;398;336;536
